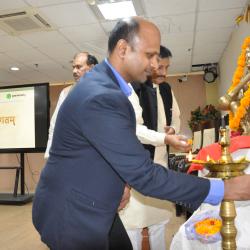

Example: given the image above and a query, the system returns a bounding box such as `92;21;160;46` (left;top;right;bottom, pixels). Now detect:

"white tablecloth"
170;203;250;250
170;148;250;250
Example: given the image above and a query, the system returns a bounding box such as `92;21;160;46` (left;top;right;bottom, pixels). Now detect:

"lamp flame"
187;151;193;161
206;155;211;162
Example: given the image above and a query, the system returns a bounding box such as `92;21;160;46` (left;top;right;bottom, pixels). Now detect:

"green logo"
6;93;11;99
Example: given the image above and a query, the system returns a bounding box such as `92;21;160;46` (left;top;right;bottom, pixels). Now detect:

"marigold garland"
228;36;250;130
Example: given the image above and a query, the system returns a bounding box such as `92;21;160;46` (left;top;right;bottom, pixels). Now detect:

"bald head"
108;17;160;55
108;17;161;83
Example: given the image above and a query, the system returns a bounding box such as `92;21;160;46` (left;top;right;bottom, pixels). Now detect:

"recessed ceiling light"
97;1;137;20
10;66;20;71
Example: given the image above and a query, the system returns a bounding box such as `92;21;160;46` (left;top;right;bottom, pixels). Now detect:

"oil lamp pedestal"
203;128;248;250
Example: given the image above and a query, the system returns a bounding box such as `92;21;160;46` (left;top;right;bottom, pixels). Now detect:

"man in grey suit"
33;17;250;250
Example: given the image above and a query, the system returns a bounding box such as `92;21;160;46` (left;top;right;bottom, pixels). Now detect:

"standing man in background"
121;46;181;250
44;52;98;158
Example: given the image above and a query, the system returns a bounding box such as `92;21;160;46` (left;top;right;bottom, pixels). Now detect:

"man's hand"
118;185;131;211
224;175;250;200
164;126;175;135
164;134;191;152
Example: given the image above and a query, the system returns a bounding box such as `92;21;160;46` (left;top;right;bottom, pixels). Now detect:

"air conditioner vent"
0;11;27;19
0;8;53;35
34;14;51;28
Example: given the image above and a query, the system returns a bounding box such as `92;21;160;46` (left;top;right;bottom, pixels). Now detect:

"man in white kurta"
120;46;181;250
44;52;97;158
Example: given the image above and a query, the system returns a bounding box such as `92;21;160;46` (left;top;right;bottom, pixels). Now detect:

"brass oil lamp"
204;127;248;249
202;41;250;249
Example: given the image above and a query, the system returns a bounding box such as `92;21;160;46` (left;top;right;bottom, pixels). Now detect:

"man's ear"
116;39;128;59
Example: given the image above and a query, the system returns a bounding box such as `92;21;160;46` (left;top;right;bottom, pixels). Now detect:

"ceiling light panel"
88;0;144;21
10;66;20;71
98;1;136;20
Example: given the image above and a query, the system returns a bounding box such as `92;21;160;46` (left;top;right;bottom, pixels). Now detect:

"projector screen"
0;83;50;153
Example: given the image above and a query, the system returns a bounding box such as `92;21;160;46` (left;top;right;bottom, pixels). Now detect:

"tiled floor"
0;203;48;250
0;202;185;250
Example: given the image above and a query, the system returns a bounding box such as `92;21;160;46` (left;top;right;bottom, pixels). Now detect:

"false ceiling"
0;0;248;85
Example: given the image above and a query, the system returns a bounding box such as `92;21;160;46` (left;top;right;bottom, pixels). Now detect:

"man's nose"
159;67;166;76
150;56;159;71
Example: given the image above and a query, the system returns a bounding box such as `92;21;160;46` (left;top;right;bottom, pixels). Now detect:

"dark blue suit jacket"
32;61;210;250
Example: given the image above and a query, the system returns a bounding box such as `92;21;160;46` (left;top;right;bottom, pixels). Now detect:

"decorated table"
170;200;250;250
170;136;250;250
171;35;250;249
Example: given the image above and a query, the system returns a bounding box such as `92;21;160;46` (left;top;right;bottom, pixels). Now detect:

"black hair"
160;45;172;59
108;18;140;54
87;54;98;66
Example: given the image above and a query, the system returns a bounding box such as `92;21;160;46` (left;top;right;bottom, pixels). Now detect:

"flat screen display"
0;83;50;153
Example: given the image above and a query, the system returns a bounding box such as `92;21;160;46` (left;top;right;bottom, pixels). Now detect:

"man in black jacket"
133;46;180;161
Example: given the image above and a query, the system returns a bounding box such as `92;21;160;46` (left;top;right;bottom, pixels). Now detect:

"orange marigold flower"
229;36;250;131
234;71;243;79
241;98;248;106
195;218;222;236
238;60;245;67
242;37;250;48
237;66;244;72
238;54;246;62
242;44;248;50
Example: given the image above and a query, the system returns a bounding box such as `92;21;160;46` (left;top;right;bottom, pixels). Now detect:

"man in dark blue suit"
33;17;250;250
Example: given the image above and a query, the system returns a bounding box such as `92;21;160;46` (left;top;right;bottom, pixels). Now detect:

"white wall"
205;78;219;107
219;21;250;97
168;75;206;138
